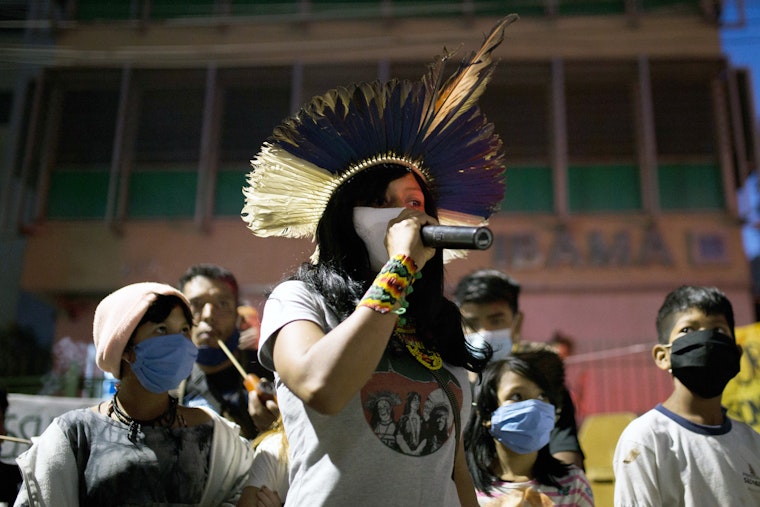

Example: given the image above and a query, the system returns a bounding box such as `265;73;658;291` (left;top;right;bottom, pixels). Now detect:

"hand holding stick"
216;339;277;403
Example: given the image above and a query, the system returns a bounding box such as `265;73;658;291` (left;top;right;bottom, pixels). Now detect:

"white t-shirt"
476;465;594;506
613;404;760;507
258;280;472;506
243;431;289;502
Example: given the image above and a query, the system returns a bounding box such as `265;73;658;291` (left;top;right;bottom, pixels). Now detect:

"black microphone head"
473;227;493;250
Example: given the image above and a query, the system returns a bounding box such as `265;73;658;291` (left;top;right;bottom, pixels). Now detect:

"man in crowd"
178;264;276;438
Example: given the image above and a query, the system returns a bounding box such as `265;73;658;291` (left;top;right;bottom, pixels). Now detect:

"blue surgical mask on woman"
129;334;198;393
489;398;556;454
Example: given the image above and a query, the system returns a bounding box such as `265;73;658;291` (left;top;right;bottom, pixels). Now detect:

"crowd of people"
3;12;759;507
5;274;756;505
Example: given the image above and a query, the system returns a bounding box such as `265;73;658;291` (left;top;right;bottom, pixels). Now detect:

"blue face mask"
195;331;240;367
489;398;556;454
130;334;198;393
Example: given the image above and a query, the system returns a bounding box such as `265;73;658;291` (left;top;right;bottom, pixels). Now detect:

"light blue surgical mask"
489;398;556;454
465;328;513;362
130;334;198;393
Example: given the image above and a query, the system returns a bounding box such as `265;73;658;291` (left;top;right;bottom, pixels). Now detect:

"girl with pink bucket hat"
14;282;253;506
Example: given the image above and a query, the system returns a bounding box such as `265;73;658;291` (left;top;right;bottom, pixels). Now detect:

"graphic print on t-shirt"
361;351;463;456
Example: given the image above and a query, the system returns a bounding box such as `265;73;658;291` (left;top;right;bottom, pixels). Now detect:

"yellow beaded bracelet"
357;254;420;315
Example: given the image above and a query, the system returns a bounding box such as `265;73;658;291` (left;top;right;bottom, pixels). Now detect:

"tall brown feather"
422;14;518;137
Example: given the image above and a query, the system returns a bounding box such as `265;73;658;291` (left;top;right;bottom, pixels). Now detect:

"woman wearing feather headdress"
241;14;517;507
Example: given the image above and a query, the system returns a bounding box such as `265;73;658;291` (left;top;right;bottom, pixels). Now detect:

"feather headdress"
242;14;517;260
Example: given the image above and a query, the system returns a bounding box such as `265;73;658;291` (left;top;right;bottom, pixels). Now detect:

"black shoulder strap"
429;368;461;447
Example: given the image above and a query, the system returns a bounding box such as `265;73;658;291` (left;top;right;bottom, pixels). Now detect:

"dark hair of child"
464;351;571;495
655;285;735;344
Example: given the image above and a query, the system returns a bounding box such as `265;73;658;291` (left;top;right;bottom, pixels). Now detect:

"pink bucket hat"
93;282;191;377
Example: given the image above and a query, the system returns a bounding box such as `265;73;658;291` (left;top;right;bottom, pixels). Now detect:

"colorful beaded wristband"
358;254;421;315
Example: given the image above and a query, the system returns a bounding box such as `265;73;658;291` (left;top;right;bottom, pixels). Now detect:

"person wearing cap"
241;14;517;507
13;282;253;506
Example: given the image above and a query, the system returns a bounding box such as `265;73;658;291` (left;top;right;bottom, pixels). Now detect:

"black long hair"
464;352;571;495
137;294;193;332
291;163;487;371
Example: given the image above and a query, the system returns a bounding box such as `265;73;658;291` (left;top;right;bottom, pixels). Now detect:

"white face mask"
353;207;405;271
465;328;513;362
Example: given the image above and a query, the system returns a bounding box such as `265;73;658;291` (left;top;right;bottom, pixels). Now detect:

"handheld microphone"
420;225;493;250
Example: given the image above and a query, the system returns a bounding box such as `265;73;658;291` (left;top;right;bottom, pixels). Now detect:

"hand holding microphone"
387;210;494;251
215;338;277;403
354;207;494;274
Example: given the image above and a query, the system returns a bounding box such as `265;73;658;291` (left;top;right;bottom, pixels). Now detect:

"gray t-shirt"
16;408;213;506
259;280;471;506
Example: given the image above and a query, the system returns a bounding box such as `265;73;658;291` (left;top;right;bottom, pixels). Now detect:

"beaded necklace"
108;392;184;442
392;323;443;371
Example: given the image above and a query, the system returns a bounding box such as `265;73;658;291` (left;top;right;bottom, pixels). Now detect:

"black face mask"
669;329;741;399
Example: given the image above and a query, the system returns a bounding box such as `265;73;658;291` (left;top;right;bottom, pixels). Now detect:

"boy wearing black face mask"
613;285;760;506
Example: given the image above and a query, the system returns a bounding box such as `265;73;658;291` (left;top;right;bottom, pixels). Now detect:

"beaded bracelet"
358;254;421;316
